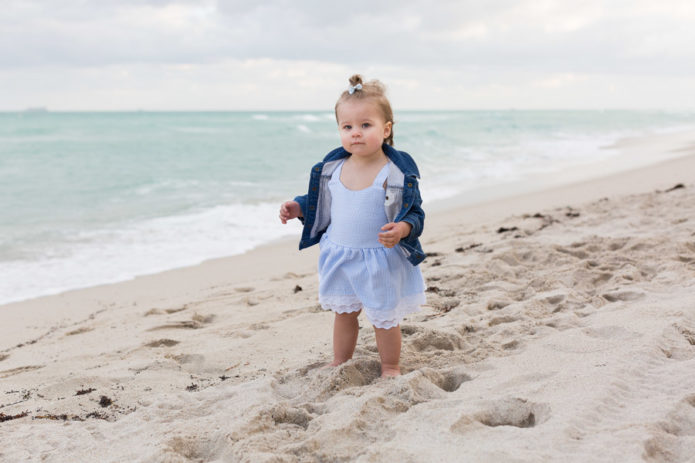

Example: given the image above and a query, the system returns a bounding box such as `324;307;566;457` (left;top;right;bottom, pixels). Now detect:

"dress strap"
330;159;346;181
372;162;390;188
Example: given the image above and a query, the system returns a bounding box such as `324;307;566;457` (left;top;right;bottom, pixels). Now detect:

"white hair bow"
348;83;363;94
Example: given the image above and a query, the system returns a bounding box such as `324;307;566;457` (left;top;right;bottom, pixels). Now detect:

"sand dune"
2;132;695;462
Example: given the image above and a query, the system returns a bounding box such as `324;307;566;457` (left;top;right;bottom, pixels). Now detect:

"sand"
2;129;695;462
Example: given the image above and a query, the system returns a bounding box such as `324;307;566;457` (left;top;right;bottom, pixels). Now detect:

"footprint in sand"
501;339;521;350
426;286;457;297
429;298;461;313
487;299;512;311
643;394;695;462
542;293;584;314
168;353;205;365
591;272;613;285
165;307;188;314
488;315;520;327
607;238;630;251
147;313;215;331
165;436;210;462
659;323;695;360
544;293;565;305
322;359;382;396
269;404;314;430
370;368;470;411
419;367;471;393
404;326;465;352
272;272;310;281
602;291;645;303
629;241;650;251
234;286;255;293
554;245;590;260
274;358;382;402
144;306;188;316
451;397;550;432
677;325;695;346
144;339;180;348
0;353;9;362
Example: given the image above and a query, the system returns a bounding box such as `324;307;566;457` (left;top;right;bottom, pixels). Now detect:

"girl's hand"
378;222;412;248
279;201;302;224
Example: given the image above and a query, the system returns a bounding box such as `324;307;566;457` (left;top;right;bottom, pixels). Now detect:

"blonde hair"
335;74;395;146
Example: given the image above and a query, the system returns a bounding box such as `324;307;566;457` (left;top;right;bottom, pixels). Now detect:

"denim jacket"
294;143;426;266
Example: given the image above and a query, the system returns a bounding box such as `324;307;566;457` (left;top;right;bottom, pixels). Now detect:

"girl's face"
336;99;392;159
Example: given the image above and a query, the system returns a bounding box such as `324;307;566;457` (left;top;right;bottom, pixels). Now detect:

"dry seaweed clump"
76;388;96;396
99;395;113;407
0;411;29;422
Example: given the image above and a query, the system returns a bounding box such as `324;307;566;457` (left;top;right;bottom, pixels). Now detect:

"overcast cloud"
2;0;695;110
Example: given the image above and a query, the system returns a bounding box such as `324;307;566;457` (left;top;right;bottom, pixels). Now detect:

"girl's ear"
383;121;392;140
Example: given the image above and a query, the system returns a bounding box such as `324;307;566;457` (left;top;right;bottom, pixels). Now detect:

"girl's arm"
293;194;308;224
399;182;425;242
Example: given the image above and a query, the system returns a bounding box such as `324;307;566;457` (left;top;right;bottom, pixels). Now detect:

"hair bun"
348;74;363;86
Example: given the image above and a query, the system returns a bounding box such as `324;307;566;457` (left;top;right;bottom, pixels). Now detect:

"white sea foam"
0;202;302;305
295;114;320;122
417;131;626;203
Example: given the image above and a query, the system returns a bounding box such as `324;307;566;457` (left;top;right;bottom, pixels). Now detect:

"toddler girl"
279;75;426;377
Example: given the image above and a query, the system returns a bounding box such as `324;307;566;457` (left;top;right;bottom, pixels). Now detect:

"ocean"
2;110;695;305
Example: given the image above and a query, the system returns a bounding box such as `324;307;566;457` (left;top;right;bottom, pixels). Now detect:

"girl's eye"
343;125;351;130
362;123;370;128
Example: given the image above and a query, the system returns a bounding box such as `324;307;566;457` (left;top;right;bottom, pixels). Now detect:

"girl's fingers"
279;203;290;224
378;229;398;248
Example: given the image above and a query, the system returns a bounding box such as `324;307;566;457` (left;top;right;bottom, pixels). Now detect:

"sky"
2;0;695;111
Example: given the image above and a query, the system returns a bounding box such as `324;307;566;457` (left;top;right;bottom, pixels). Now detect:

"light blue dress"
318;159;426;329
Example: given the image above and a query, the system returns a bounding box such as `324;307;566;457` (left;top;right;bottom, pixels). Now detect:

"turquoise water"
2;110;695;304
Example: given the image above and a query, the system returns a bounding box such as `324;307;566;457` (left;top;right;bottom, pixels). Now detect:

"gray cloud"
2;0;694;74
2;0;694;109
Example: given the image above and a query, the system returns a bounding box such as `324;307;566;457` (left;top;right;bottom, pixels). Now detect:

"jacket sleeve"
399;178;424;243
293;194;308;225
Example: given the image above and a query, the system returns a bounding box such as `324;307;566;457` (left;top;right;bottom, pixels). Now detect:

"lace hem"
319;294;362;314
364;292;426;329
319;292;426;329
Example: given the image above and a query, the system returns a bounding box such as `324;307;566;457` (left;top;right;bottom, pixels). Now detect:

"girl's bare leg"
374;325;402;377
330;310;361;366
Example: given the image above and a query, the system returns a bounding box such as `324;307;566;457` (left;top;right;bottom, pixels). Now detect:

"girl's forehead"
337;100;383;120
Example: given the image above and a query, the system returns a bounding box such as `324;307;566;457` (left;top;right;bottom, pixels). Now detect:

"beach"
2;129;695;462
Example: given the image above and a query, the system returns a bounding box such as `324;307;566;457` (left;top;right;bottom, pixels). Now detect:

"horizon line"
2;108;694;113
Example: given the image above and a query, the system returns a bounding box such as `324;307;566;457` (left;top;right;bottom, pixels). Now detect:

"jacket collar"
322;143;420;178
